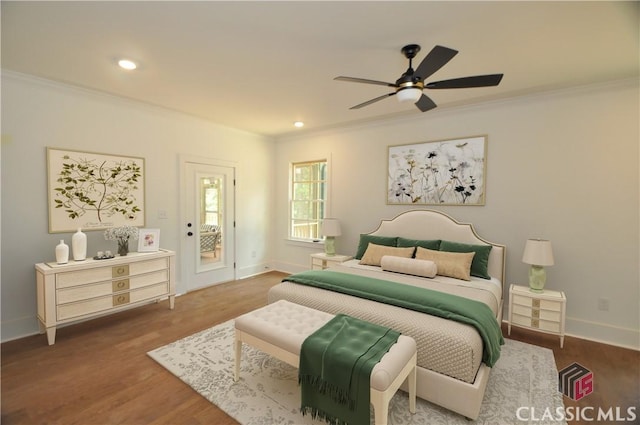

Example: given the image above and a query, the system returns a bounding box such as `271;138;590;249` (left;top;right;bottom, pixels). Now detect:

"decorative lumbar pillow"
397;237;441;253
359;243;415;266
354;235;398;260
439;240;493;279
380;255;437;278
415;247;475;281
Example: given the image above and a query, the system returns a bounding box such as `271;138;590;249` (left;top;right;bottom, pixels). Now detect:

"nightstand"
310;253;353;270
508;284;566;348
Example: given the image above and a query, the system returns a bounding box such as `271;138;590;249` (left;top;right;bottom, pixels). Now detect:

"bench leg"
408;364;416;414
372;394;389;425
234;331;242;382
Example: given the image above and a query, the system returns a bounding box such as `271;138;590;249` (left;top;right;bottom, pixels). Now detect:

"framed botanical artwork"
47;148;145;233
138;228;160;252
387;135;487;205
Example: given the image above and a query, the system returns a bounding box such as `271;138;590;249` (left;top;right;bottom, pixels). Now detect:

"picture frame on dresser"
387;135;487;206
138;228;160;252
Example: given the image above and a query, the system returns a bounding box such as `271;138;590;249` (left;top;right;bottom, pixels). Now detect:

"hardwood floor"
2;271;638;424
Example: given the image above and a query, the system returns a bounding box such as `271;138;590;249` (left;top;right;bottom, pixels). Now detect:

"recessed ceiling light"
118;59;137;70
293;121;304;128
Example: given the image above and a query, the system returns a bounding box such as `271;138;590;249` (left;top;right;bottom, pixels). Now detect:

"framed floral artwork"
138;228;160;252
387;135;487;205
47;147;145;233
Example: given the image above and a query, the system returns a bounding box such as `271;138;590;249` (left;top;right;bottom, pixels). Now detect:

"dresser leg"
46;327;56;345
560;336;564;348
169;295;175;310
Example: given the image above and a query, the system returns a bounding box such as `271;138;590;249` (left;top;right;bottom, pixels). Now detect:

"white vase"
72;228;87;261
55;240;69;264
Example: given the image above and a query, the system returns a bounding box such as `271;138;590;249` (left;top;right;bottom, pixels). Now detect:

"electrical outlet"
157;209;168;219
597;298;610;311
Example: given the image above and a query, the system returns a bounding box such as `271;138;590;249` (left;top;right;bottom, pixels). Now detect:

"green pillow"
439;240;493;279
397;237;441;255
355;235;397;260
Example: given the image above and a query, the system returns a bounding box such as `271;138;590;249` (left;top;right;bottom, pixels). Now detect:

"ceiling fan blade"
415;94;437;112
426;74;504;89
414;45;458;80
334;76;396;88
349;92;396;110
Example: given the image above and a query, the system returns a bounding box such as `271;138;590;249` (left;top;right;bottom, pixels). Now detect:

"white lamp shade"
321;218;341;237
396;87;422;103
522;239;554;266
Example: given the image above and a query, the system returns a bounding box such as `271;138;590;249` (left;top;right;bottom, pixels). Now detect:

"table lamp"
522;239;554;292
321;218;341;256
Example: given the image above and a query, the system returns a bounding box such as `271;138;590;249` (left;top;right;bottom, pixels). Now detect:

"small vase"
55;240;69;264
117;238;129;256
72;228;87;261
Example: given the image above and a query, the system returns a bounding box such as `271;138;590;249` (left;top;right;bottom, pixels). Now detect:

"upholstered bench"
234;300;417;425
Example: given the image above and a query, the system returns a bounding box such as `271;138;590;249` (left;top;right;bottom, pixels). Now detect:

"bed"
267;209;506;420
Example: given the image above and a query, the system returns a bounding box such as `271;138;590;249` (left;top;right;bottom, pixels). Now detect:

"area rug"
148;320;565;424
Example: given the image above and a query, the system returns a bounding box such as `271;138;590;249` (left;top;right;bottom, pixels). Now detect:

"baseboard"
271;261;306;275
565;317;639;351
1;315;40;344
236;262;275;279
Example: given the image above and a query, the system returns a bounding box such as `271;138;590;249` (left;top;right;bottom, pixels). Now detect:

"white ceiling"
2;1;638;137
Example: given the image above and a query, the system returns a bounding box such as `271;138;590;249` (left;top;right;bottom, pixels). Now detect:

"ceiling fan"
335;44;503;112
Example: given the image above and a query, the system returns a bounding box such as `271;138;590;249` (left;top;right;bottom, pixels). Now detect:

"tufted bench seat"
234;300;417;425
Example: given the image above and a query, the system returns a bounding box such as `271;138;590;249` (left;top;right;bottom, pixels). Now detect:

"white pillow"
380;255;437;278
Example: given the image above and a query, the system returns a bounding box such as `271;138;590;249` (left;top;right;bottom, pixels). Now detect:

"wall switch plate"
158;209;168;219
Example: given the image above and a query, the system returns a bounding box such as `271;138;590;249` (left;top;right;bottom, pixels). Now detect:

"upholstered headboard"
367;209;506;284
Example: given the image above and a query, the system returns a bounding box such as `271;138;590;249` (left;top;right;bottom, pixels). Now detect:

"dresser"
508;283;566;347
36;249;176;345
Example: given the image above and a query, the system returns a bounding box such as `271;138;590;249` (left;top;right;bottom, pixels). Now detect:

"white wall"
273;79;639;349
1;72;275;342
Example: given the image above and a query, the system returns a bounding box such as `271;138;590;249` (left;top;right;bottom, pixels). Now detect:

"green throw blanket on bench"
284;269;504;367
299;314;400;425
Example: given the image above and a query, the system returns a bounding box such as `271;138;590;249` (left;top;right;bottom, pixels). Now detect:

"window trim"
288;158;330;242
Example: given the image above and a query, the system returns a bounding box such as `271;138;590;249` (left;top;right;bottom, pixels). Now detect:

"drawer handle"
532;309;540;318
532;299;541;308
112;279;130;292
531;318;539;328
112;265;130;278
113;293;130;306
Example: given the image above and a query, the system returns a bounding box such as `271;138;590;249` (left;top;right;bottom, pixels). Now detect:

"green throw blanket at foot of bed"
299;314;400;425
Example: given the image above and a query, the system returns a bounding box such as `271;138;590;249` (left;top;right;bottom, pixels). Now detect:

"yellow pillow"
359;243;415;266
415;247;475;281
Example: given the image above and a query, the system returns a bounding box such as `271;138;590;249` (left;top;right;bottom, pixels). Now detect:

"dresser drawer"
57;267;112;288
512;304;561;322
129;258;169;275
129;269;168;290
512;294;562;311
512;313;561;332
57;282;170;321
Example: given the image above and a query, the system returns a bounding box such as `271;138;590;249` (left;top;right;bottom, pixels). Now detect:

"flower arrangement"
104;226;139;256
104;225;139;241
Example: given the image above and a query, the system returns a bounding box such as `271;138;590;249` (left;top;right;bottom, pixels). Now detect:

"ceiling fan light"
396;87;422;103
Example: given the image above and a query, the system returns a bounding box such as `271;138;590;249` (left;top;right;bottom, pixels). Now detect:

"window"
290;160;327;241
